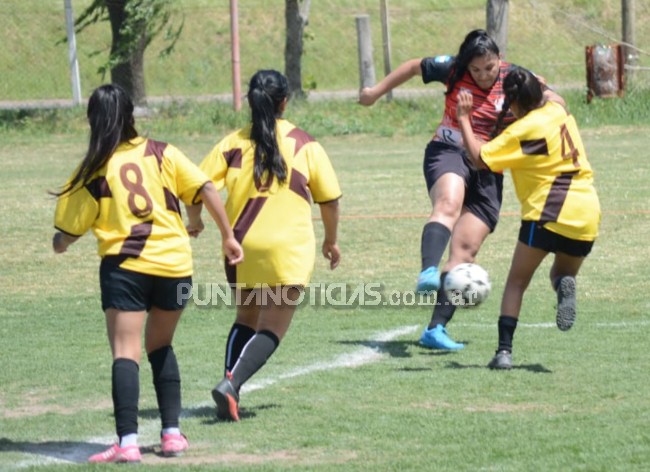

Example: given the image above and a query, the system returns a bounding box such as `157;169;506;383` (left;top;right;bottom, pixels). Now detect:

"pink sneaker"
88;444;141;463
161;433;189;457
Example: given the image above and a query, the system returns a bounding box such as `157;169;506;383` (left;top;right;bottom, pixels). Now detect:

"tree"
73;0;182;106
285;0;312;100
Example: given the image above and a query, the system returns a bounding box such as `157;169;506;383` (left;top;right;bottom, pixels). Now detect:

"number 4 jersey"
479;101;600;241
54;137;209;277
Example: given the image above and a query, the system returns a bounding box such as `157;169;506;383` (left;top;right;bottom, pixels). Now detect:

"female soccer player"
456;67;600;369
187;69;341;421
359;29;565;351
52;84;243;462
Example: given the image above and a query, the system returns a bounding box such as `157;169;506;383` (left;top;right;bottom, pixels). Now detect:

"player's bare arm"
199;182;244;265
456;91;488;170
319;199;340;270
358;58;423;106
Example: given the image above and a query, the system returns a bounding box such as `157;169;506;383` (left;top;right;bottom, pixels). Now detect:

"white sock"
162;427;181;436
119;433;138;448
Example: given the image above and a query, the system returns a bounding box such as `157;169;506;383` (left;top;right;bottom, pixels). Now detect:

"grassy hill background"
1;0;648;102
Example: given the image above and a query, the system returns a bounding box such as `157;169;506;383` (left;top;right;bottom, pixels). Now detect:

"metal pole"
230;0;241;111
380;0;393;101
64;0;82;105
622;0;637;80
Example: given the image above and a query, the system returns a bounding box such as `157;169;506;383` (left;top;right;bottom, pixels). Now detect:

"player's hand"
52;231;78;253
456;90;473;118
52;232;68;253
322;240;340;270
358;87;378;106
186;218;205;238
223;237;244;265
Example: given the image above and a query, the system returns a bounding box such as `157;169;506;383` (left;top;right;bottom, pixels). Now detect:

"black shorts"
99;258;192;312
423;140;503;232
518;221;595;257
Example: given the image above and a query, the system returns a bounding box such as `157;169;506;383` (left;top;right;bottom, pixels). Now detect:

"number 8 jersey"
479;101;600;241
54;137;209;277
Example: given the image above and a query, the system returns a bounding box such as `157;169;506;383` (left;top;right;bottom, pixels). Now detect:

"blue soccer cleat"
419;324;464;350
416;266;440;293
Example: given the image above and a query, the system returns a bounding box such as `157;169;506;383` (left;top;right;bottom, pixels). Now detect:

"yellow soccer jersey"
200;119;342;287
54;137;209;277
480;101;600;241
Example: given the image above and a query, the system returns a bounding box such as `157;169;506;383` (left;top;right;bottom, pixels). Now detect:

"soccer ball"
444;263;491;308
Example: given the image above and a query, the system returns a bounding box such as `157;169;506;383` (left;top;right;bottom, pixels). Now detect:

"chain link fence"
1;0;648;106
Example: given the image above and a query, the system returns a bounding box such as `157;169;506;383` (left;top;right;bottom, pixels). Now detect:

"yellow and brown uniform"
479;101;600;241
200;119;342;287
55;137;209;277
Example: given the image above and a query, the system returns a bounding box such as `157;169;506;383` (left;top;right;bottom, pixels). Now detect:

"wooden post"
622;0;637;80
379;0;393;101
355;15;376;90
63;0;82;105
230;0;241;111
486;0;509;58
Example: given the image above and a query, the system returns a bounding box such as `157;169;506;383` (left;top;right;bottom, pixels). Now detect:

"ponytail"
247;70;289;188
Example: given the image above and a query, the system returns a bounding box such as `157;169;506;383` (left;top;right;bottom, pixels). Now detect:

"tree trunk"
106;0;147;106
486;0;509;58
285;0;311;100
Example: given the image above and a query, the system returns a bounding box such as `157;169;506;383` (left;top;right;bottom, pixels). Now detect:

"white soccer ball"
444;263;491;308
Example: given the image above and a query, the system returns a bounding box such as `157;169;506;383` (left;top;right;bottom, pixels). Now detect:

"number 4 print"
560;124;580;167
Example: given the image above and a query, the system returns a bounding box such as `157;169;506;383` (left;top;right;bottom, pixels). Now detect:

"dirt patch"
1;390;112;419
142;445;357;466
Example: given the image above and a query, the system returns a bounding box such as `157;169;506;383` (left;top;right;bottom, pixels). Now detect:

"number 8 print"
120;163;153;218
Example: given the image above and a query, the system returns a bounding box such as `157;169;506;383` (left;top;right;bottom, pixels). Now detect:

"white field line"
9;325;419;469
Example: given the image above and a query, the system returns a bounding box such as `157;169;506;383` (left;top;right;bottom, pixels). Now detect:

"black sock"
497;315;518;352
112;358;140;439
148;345;181;430
224;323;256;376
421;222;451;270
429;272;457;328
230;330;280;391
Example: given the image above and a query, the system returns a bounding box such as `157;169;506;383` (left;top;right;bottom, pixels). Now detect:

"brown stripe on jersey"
119;220;153;258
145;139;168;171
521;138;549;156
289;168;310;202
85;176;112;201
287;127;315;157
224;258;236;285
539;170;579;223
163;187;181;215
224;148;243;168
233;196;268;243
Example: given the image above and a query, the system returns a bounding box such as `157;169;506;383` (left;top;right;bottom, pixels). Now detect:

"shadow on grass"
0;436;198;464
0;437;170;464
337;339;414;358
445;360;553;373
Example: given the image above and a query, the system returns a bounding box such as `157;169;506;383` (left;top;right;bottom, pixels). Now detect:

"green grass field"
1;116;649;470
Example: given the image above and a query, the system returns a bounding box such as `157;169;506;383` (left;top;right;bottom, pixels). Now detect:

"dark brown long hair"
445;29;500;96
52;84;137;196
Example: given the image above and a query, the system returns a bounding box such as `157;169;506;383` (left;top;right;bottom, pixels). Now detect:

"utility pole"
230;0;241;111
622;0;637;80
64;0;82;105
486;0;509;58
